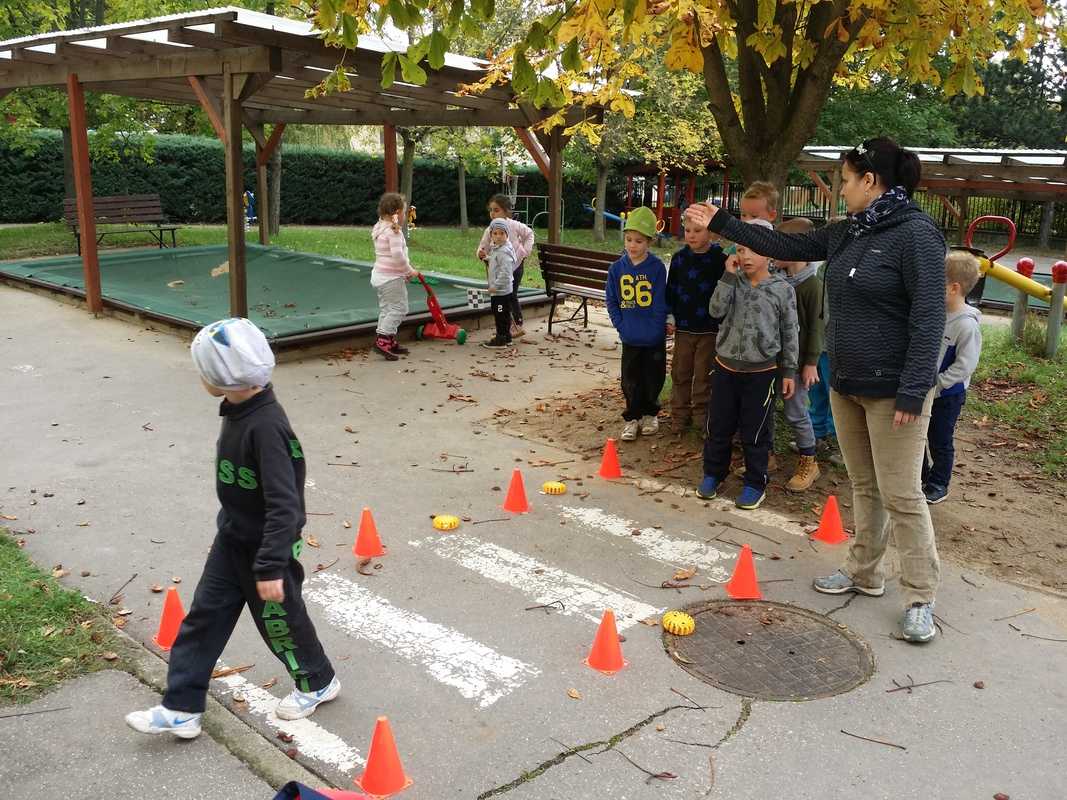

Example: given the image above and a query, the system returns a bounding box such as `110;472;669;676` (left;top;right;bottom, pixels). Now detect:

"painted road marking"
558;506;739;582
409;534;662;628
305;572;539;708
213;670;363;772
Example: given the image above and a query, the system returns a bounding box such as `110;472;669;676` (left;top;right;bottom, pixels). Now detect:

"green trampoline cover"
0;245;541;339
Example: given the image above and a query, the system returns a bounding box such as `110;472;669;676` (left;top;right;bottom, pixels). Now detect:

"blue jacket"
666;244;727;333
605;252;668;347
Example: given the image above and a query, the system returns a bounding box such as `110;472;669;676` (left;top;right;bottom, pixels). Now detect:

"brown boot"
786;455;820;492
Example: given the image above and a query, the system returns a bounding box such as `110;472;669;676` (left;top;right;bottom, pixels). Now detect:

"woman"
685;138;946;643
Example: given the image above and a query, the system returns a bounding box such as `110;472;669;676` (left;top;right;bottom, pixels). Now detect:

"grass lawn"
0;531;119;704
969;320;1067;477
0;223;636;285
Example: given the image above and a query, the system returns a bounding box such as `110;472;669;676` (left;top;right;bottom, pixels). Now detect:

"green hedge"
0;130;621;229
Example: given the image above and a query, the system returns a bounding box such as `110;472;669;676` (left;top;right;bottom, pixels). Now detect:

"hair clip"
854;142;868;155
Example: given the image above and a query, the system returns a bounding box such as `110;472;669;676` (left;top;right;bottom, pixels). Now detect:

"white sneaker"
621;419;640;441
640;415;660;435
125;705;202;739
275;676;341;720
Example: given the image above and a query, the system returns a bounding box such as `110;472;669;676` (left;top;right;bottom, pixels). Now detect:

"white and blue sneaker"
275;676;341;721
125;705;202;739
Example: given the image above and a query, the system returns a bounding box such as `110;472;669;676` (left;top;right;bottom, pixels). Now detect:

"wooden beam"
256;123;285;168
957;193;970;245
239;72;276;101
65;73;102;314
829;166;841;218
247;122;271;246
935;194;962;221
0;45;278;90
922;178;1067;195
223;69;248;318
243;113;267;149
243;106;543;127
513;127;550;180
188;76;225;140
383;123;398;194
0;10;238;50
804;170;832;201
547;127;564;243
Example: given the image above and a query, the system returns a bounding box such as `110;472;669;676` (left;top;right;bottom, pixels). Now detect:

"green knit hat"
623;206;658;239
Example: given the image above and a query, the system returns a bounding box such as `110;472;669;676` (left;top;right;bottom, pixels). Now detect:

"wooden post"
65;73;101;314
223;69;248;318
829;167;842;219
547;128;563;244
383;123;398;194
655;171;666;222
957;193;970;246
625;174;633;212
1039;201;1055;250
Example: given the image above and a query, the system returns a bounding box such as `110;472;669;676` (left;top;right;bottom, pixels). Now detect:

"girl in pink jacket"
372;193;417;360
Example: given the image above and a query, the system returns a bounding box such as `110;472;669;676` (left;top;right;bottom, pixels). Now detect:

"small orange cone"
353;507;385;559
725;545;762;600
584;609;627;674
598;438;622;479
354;716;413;797
812;495;849;545
502;468;530;513
152;586;186;651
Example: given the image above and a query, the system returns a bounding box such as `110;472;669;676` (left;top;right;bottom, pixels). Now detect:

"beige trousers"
829;390;940;607
670;331;717;426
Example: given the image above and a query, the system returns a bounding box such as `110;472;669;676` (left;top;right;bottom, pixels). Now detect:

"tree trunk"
62;126;76;199
593;159;609;242
269;145;281;236
458;161;468;233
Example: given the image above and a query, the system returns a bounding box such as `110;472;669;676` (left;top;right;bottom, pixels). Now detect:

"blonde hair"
946;250;981;294
742;181;779;212
777;217;814;234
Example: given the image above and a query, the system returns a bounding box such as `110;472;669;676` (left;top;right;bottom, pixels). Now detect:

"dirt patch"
494;377;1067;597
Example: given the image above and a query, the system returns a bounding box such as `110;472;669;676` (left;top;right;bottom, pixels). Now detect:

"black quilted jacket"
710;204;946;414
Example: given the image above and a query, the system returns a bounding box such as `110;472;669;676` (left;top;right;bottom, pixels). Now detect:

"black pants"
509;262;524;325
621;341;666;421
163;533;335;713
703;366;776;491
923;392;965;490
491;293;513;342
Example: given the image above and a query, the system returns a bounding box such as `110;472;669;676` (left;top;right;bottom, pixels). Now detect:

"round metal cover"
663;600;874;701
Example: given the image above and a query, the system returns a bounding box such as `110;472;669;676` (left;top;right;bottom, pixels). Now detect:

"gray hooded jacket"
709;270;799;379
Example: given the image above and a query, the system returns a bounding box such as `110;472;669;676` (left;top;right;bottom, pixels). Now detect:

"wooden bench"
63;194;181;254
536;242;617;334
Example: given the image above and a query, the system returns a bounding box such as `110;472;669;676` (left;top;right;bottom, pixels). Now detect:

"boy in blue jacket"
606;206;668;441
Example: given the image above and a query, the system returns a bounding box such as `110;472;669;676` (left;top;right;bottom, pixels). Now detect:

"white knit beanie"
746;218;774;230
190;318;275;390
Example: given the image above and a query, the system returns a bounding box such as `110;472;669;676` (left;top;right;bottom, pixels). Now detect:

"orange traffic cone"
584;609;627;674
354;716;413;797
725;545;762;600
502;468;530;513
353;507;385;559
152;586;186;651
598;438;622;479
812;495;849;545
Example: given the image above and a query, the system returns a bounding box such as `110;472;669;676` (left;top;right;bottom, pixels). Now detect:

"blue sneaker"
735;485;766;510
125;705;202;739
275;676;341;720
923;484;949;505
901;602;937;643
696;475;720;499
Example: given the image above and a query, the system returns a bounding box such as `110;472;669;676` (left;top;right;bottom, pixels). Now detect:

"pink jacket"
372;218;414;281
476;217;534;265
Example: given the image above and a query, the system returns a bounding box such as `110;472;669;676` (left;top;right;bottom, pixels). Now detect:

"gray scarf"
783;262;818;288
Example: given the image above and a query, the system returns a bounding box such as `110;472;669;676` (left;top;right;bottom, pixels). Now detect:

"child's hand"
781;377;795;400
477;247;487;260
801;364;819;389
724;254;739;274
666;323;675;336
256;579;284;603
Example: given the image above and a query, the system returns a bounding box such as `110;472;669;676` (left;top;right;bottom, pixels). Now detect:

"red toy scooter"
413;272;467;344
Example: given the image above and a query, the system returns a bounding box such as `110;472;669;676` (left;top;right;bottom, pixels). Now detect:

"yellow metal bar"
979;257;1067;312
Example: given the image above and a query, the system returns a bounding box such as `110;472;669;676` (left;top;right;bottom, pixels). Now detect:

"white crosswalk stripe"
304;572;540;709
408;534;663;628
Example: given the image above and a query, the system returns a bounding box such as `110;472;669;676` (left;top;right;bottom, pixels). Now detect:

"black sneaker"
481;337;510;349
923;484;949;504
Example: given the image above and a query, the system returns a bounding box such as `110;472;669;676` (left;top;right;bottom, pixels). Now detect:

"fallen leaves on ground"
567;688;582;700
51;565;69;579
305;535;320;548
673;567;697;581
211;664;254;679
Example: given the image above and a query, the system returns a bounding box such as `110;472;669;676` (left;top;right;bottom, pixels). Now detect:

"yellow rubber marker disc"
541;481;567;495
432;514;461;531
661;610;696;636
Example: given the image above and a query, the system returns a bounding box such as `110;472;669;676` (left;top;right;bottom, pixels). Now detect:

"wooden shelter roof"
798;146;1067;200
0;7;566;128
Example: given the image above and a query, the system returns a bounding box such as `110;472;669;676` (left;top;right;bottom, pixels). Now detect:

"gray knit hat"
489;218;509;234
190;318;275;390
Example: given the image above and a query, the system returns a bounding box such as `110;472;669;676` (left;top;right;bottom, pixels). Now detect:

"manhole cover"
663;600;874;701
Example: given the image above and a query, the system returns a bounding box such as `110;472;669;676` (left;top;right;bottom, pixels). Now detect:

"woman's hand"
801;364;819;389
893;410;920;427
257;579;284;603
683;204;718;229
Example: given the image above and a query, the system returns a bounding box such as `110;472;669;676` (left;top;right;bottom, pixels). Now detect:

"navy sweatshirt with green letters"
214;386;306;581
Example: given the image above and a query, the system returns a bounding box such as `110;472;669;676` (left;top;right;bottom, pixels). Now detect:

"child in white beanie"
126;318;339;740
482;218;517;349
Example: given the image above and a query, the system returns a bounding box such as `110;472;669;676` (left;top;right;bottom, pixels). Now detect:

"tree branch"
701;35;753;171
733;1;768;145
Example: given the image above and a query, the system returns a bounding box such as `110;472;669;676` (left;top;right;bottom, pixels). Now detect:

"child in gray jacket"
698;218;799;510
483;218;517;349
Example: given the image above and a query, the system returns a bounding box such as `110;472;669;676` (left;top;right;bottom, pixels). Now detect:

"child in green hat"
605;206;668;441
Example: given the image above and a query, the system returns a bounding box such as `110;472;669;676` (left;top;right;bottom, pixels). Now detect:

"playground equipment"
962;215;1067;357
413;272;468;345
585;198;666;242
